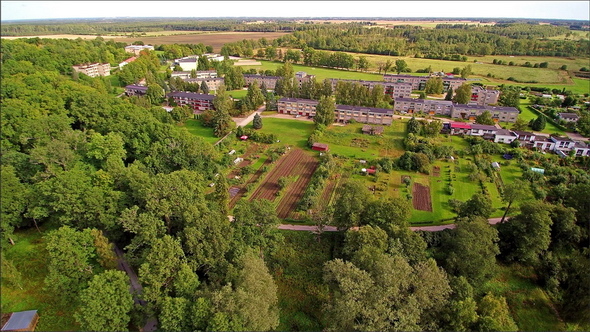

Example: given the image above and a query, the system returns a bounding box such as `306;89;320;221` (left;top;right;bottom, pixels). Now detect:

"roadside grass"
1;226;79;331
250;117;315;149
241;60;383;81
181;119;219;144
482;264;566;332
269;230;336;331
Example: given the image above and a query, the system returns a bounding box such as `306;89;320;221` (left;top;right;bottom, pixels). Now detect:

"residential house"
550;136;576;152
295;71;316;88
493;129;518;143
167;91;215;112
532;136;556;151
119;56;137;69
72;62;111;77
125;85;148;96
124;45;154;55
393;98;453;116
449;122;471;135
558;112;580;123
277;98;394;125
469;124;497;138
573;141;590;157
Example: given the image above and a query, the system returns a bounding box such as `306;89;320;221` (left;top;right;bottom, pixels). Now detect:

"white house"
550;136;576;152
494;129;518;143
573;141;590;157
558;112;580;123
174;56;199;71
512;130;536;142
469;124;497;137
532;137;556;151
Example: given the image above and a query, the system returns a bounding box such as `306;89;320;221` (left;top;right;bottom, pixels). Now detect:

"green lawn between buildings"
180;119;219;144
247;117;316;150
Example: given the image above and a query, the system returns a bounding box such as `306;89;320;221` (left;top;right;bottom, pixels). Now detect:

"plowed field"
413;183;433;212
249;148;318;218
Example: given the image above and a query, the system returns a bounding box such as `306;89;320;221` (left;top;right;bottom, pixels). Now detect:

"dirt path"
113;245;157;332
278;217;505;232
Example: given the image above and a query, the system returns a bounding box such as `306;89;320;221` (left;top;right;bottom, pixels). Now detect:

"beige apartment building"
72;62;111;77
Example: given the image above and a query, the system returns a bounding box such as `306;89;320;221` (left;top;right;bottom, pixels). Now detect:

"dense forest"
1;37;589;331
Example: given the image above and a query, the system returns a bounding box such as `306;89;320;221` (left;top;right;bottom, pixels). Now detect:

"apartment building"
125;85;148;96
450;104;519;123
243;74;279;89
295;71;316;87
174;56;199;71
393;98;453;116
72;62;111;77
383;74;466;92
393;98;518;122
183;77;224;91
124;45;155;55
470;86;500;106
167;91;215;112
329;79;413;99
277;97;394;125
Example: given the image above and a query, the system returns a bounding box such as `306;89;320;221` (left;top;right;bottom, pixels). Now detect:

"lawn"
317;121;406;160
251;117;315;149
181;119;219;144
240;60;384;81
1;226;79;331
229;89;248;100
482;264;566;332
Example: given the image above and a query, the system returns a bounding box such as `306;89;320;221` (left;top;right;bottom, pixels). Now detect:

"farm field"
110;31;289;51
1;226;79;331
247;148;318;220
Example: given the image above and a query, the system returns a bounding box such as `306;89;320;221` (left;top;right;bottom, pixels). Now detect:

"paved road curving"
278;217;505;233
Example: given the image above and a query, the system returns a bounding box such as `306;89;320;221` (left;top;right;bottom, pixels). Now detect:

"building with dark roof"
558;112;580;122
243;74;280;89
383;74;466;92
167;91;215;112
125;85;148;96
329;79;413;99
450;104;519;123
394;98;453;116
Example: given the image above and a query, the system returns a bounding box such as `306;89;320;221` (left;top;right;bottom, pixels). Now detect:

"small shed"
491;162;500;169
228;150;236;155
233;157;243;164
240;135;248;140
1;310;39;332
531;167;545;174
311;143;329;152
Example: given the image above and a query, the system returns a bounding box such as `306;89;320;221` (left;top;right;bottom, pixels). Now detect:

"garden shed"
311;143;329;152
1;310;39;332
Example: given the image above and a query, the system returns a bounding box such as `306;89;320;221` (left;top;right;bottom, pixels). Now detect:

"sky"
1;1;589;22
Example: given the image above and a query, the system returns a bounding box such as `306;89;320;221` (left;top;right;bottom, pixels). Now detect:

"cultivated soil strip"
412;183;433;212
276;153;319;218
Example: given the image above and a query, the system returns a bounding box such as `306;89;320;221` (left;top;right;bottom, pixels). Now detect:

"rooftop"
167;91;215;100
470;124;497;130
513;130;535;136
450;122;471;129
558;112;579;118
125;85;148;90
1;310;37;331
495;129;516;136
278;97;319;104
336;104;393;114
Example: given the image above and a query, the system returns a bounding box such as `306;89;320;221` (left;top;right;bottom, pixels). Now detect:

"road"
277;217;506;232
233;105;265;127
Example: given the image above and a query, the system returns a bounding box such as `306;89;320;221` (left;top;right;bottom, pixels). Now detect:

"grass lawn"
1;226;79;331
241;60;383;81
317;121;406;160
269;231;335;331
229;89;248;100
251;117;315;149
482;264;566;332
181;119;219;144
